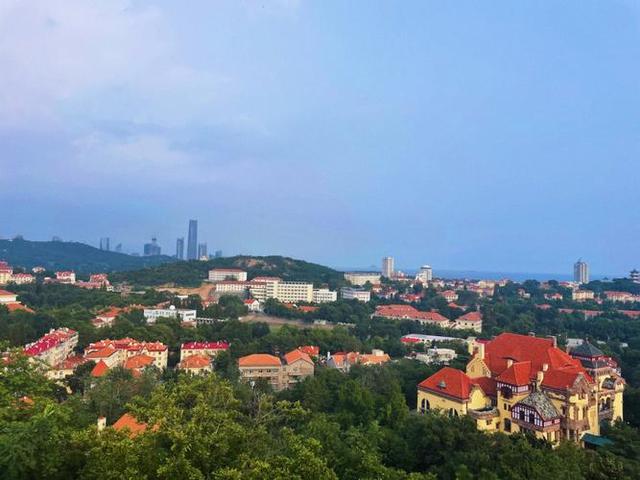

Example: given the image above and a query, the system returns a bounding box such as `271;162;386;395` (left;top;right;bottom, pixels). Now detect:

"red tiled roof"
471;376;497;397
284;349;313;365
496;361;532;386
375;305;449;323
458;311;482;323
179;354;211;369
91;360;109;378
6;303;34;313
85;346;118;359
24;328;77;356
0;289;16;296
418;367;475;401
181;341;229;350
238;353;281;367
113;413;147;436
298;345;320;357
124;354;154;370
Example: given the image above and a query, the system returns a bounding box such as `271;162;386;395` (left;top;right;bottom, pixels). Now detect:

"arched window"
420;398;430;413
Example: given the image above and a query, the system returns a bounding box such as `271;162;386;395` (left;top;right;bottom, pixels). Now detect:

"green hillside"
109;255;345;288
0;239;176;274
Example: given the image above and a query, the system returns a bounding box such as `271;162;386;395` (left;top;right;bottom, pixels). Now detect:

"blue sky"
0;0;639;275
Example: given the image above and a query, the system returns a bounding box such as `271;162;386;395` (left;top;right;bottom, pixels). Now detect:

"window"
528;412;535;424
519;410;525;421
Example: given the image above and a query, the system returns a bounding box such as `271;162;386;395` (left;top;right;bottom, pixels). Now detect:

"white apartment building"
56;271;76;284
573;260;589;284
344;272;381;286
208;268;248;282
382;257;395;278
249;279;314;303
312;288;338;303
341;287;371;302
143;305;197;324
213;281;251;294
24;327;79;367
415;265;433;283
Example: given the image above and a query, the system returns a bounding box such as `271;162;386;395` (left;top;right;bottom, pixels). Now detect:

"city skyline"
1;1;639;274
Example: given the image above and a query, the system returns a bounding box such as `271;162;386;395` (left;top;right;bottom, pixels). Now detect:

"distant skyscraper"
382;256;394;278
187;220;198;260
143;237;161;256
176;237;185;260
115;243;123;253
573;259;589;284
416;265;433;283
197;242;208;260
214;250;223;258
630;269;640;284
99;237;110;251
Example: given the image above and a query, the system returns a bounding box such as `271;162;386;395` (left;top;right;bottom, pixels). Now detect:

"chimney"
542;363;549;372
506;358;513;368
536;370;544;389
97;416;106;432
476;342;485;360
546;335;557;348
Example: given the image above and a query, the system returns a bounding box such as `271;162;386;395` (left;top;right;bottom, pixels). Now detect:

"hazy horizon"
1;1;639;274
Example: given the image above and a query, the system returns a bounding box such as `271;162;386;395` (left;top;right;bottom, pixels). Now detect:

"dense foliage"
0;238;175;273
110;255;346;288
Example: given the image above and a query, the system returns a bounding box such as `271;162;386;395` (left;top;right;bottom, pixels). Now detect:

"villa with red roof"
180;341;229;361
417;333;624;445
238;348;315;391
84;338;168;369
374;304;450;327
24;327;79;372
452;311;483;332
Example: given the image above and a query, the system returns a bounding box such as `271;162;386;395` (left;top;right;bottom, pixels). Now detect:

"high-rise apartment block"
415;265;433;283
176;237;184;260
99;237;110;251
187;220;198;260
382;256;395;278
573;259;589;284
143;237;161;256
197;243;208;260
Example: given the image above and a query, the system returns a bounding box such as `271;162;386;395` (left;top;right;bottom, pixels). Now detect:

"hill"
0;239;176;274
109;255;345;288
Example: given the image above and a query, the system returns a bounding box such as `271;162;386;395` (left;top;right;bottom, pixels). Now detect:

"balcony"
598;409;613;421
468;407;499;420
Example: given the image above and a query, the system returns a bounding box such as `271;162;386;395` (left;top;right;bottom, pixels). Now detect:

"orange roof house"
238;353;282;368
113;413;148;437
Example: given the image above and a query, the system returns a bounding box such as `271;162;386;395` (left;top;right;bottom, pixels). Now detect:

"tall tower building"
630;269;639;284
176;237;185;260
382;256;395;278
416;265;433;283
144;237;161;256
573;259;589;284
187;220;198;260
99;237;110;251
197;243;208;260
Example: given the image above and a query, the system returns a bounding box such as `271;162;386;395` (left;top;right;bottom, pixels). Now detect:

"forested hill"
110;255;345;288
0;239;175;273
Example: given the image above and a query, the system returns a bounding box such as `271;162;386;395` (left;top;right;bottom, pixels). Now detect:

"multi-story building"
572;289;595;302
99;237;110;251
249;279;315;303
415;265;433;284
143;305;197;324
238;349;314;391
374;304;450;327
382;257;395;278
417;333;624;445
312;288;337;303
56;271;76;284
176;237;184;260
180;341;229;361
11;273;35;285
631;269;640;284
0;261;14;284
197;243;208;260
440;290;459;302
603;291;640;303
452;311;483;333
574;260;589;284
0;289;18;304
187;219;198;260
24;327;79;367
341;287;371;302
143;237;161;256
208;268;248;282
344;272;381;286
327;349;390;372
177;355;213;375
84;338;168;369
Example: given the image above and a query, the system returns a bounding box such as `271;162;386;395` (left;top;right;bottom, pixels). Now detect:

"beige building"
238;349;315;391
312;288;338;303
572;289;595;302
417;333;624;445
24;327;79;368
344;272;381;286
84;338;168;369
178;354;213;374
208;268;248;282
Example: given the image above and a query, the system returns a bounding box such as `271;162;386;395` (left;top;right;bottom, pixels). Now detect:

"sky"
0;0;639;276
